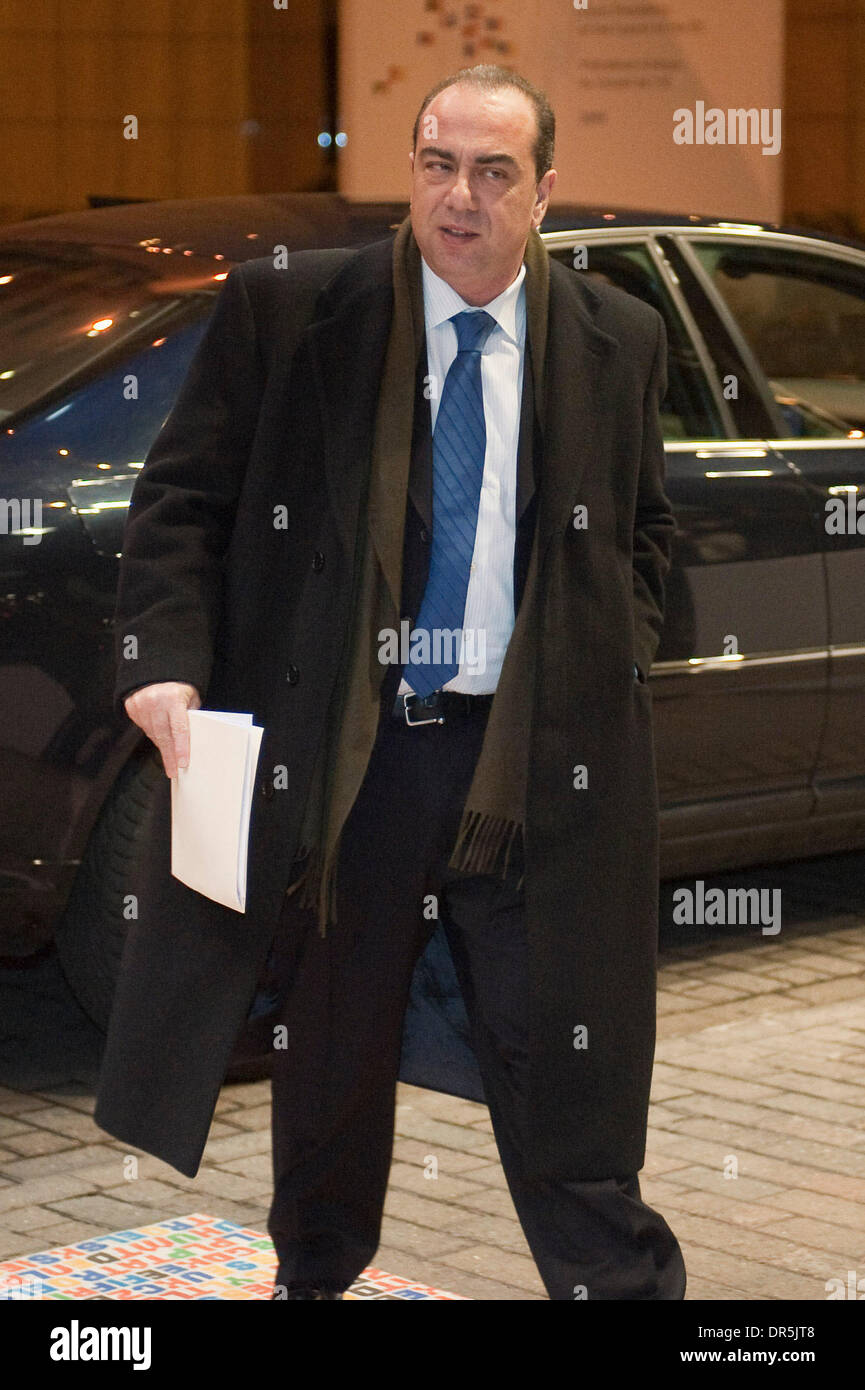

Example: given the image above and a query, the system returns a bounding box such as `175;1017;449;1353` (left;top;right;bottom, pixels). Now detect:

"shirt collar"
420;254;526;348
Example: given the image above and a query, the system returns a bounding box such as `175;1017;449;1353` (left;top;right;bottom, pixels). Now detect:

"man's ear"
533;168;557;227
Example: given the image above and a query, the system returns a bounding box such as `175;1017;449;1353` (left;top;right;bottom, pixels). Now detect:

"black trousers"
265;693;686;1300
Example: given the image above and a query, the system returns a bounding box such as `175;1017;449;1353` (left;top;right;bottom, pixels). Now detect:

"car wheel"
54;749;273;1084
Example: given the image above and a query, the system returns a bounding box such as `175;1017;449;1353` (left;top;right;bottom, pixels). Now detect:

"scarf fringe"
448;809;523;880
284;844;334;937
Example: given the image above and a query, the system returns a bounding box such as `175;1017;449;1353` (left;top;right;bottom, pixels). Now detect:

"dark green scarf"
287;214;549;934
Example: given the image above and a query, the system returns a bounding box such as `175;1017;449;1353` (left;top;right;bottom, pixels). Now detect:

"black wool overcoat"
93;231;675;1181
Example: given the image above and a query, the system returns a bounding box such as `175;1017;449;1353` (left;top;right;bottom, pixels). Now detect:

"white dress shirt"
398;254;527;697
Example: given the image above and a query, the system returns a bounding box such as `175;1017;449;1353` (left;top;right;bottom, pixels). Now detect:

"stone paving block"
102;1188;206;1220
438;1243;547;1296
657;993;707;1014
222;1081;272;1108
70;1160;137;1188
0;1173;105;1214
211;1095;244;1116
649;1082;696;1103
399;1089;488;1125
97;1178;195;1207
31;1091;97;1114
392;1111;498;1151
2;1205;82;1234
386;1160;492;1205
377;1214;470;1259
678;1244;820;1300
0;1089;49;1114
18;1107;104;1142
43;1194;170;1230
371;1245;543;1300
435;1186;518;1219
757;1215;865;1260
685;1275;767;1300
215;1154;273;1183
0;1144;124;1182
430;1209;533;1256
0;1227;37;1259
195;1200;271;1228
382;1188;476;1230
767;1067;865;1100
658;1166;784;1201
199;1131;271;1163
7;1221;106;1256
783;951;864;977
202;1120;248;1142
3;1130;78;1158
667;1116;865;1176
0;1118;33;1140
640;1150;695;1177
448;1161;510;1189
390;1137;499;1174
667;1210;835;1270
784;979;865;1007
220;1105;272;1132
177;1169;272;1202
648;1188;783;1227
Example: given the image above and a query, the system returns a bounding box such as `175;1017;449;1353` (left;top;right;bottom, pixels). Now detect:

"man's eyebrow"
417;146;518;169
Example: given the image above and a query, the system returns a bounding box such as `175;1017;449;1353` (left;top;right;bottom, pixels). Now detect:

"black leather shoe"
271;1283;343;1300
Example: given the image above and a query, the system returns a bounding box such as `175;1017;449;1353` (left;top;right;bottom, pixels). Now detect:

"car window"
548;241;725;441
0;247;215;422
0;313;210;485
692;242;865;434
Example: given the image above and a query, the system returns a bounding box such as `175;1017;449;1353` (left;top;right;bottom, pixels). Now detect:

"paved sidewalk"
1;905;864;1299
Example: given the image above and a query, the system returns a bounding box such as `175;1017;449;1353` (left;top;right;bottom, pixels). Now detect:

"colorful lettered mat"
0;1213;467;1299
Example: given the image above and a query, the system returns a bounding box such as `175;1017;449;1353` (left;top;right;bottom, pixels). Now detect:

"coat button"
312;550;325;571
286;664;300;685
260;777;274;799
419;525;429;543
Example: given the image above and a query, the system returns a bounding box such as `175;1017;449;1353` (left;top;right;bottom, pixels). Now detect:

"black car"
2;192;865;1075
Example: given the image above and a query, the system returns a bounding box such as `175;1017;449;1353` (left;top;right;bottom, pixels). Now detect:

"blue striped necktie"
402;308;497;697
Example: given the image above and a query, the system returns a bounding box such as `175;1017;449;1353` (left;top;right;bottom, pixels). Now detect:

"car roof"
2;191;863;265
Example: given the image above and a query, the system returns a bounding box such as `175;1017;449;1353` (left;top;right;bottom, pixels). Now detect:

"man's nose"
445;170;474;206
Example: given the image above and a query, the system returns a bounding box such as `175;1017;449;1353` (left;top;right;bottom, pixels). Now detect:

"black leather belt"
393;689;495;726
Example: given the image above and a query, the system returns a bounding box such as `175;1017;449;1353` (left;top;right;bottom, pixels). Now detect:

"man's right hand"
123;682;202;778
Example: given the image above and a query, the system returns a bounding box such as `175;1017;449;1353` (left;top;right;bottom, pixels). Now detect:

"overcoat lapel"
303;238;396;564
535;265;621;567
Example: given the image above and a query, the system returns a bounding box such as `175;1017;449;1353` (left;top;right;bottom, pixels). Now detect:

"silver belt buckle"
403;692;445;726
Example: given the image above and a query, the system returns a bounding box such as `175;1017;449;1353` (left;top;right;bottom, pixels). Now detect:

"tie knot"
452;309;496;355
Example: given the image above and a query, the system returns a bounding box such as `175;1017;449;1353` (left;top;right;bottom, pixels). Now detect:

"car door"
680;233;865;828
0;290;210;935
544;231;828;872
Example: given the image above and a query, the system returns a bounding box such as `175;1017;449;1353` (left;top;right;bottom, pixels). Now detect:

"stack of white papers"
170;709;264;913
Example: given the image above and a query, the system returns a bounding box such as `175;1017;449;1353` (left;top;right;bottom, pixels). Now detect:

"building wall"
1;0;864;240
0;0;332;224
784;0;865;238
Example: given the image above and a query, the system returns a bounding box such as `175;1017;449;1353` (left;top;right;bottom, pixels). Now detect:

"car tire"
54;749;273;1084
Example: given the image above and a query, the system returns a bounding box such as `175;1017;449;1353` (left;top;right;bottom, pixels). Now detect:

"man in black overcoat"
94;64;686;1300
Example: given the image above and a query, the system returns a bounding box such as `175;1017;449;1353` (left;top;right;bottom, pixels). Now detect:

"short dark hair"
411;64;555;183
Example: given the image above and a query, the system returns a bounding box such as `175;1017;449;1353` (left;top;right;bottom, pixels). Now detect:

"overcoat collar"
303;227;621;568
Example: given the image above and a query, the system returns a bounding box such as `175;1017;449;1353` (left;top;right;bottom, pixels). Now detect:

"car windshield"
0;246;213;421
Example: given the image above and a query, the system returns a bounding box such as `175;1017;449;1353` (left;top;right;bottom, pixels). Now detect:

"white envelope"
170;709;264;912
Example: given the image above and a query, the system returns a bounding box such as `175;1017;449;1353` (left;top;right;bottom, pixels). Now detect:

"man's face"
409;83;556;305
